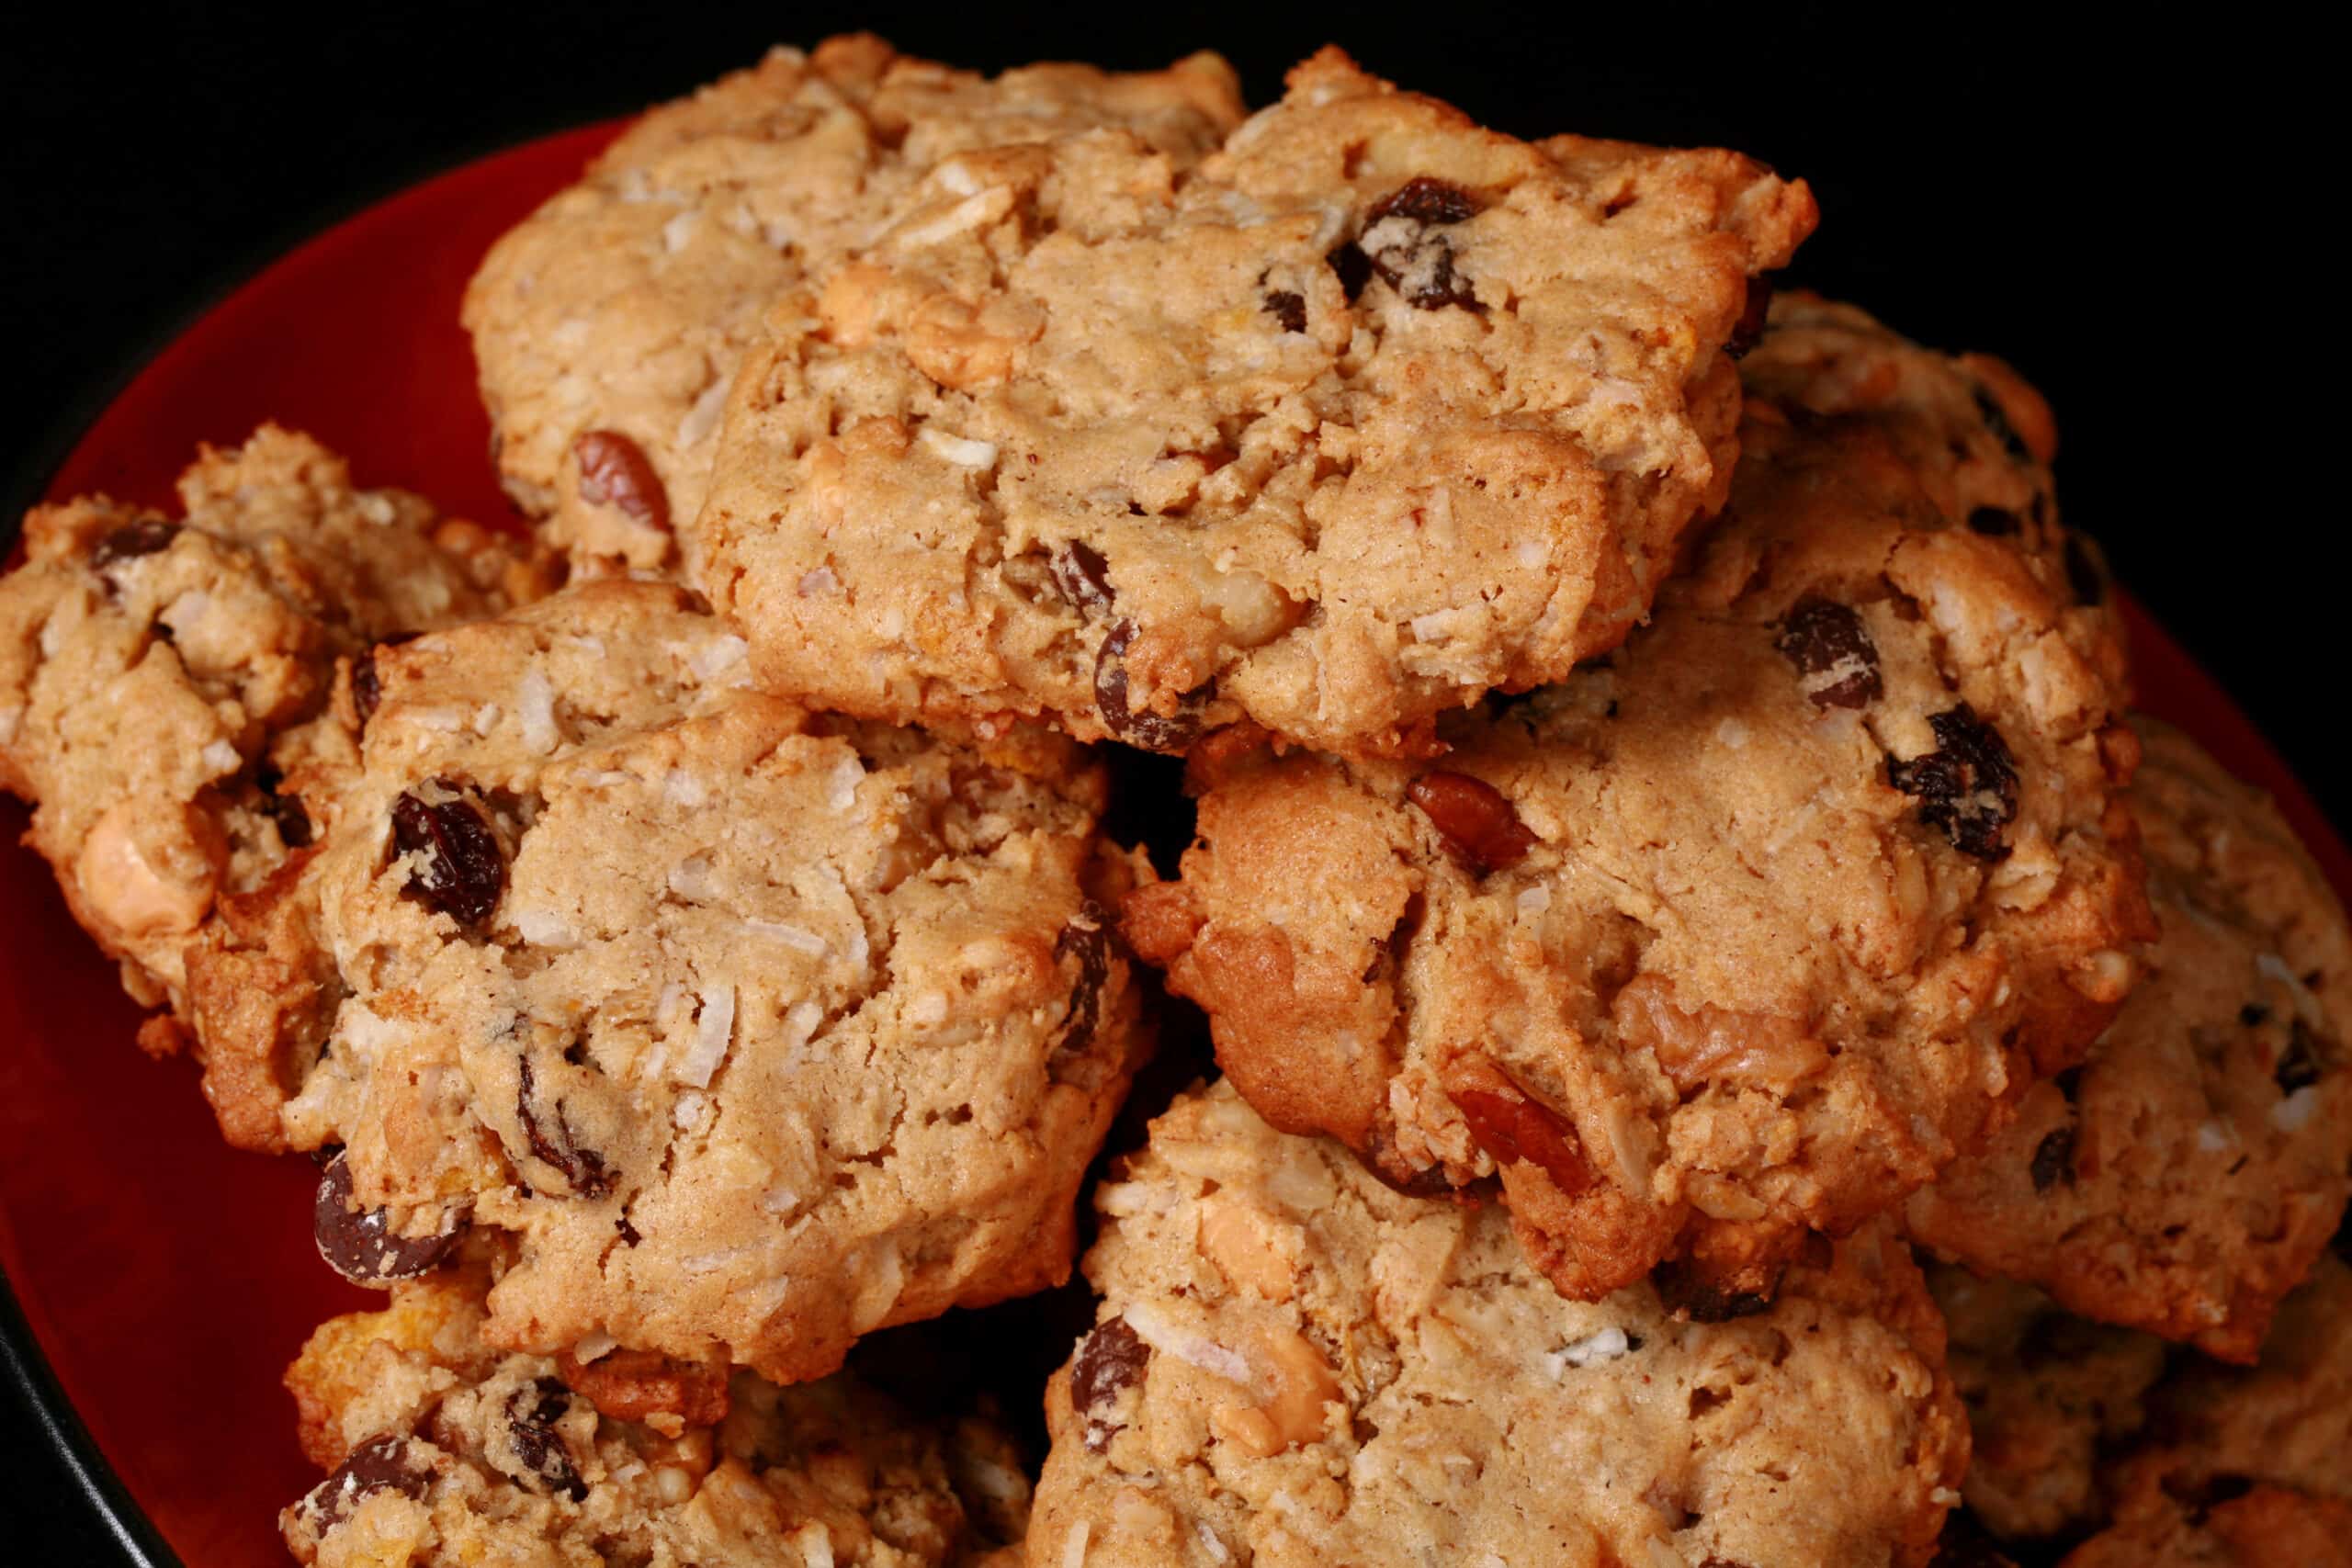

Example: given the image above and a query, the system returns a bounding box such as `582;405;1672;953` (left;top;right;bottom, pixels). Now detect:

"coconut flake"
1060;1521;1091;1568
661;209;697;253
517;670;559;754
920;428;999;468
1122;1302;1252;1385
685;634;751;682
1513;539;1548;569
677;985;735;1088
664;770;708;808
747;919;828;956
571;1329;617;1364
934;160;979;197
1516;884;1552;915
668;854;718;902
906;990;949;1026
2196;1121;2234;1153
898;187;1006;249
199;738;242;777
1195;1523;1230;1562
827;756;864;813
676;377;729;448
797;567;839;596
511;908;578;948
1545;1325;1633;1375
1714;716;1748;749
673;1090;713;1132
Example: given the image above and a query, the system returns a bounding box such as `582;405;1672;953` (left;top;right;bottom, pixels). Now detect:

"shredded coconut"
664;770;708;809
1060;1521;1091;1568
898;187;1007;248
827;756;863;813
1516;884;1552;915
685;634;750;682
1122;1302;1253;1385
797;566;839;596
517;669;559;754
677;985;735;1089
571;1329;617;1364
661;209;697;253
510;908;578;948
667;854;718;903
1545;1325;1633;1375
920;427;999;468
198;738;242;778
676;377;729;448
747;919;828;956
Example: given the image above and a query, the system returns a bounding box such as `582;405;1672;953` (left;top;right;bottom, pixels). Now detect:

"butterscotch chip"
1911;719;2352;1361
1034;1081;1965;1567
0;426;546;1147
280;1269;1026;1566
695;46;1814;756
257;581;1145;1383
465;35;1242;572
1126;297;2148;1303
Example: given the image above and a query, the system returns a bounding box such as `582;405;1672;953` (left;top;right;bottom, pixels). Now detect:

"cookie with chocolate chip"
254;581;1146;1383
695;46;1815;755
0;426;548;1147
1910;719;2352;1361
466;34;1242;572
1123;297;2149;1304
279;1267;1028;1566
1030;1080;1965;1568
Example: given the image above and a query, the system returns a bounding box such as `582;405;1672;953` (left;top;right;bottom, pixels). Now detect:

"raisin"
1452;1083;1593;1195
1049;901;1112;1060
1886;704;2019;860
1359;178;1486;311
2064;532;2106;605
2277;1020;2327;1094
1093;619;1209;752
572;429;670;533
504;1377;587;1501
1965;506;2020;536
391;782;504;928
1973;386;2032;464
2030;1125;2077;1191
255;764;313;848
1774;597;1883;709
1653;1261;1771;1323
90;517;180;568
1726;276;1774;360
1407;771;1537;875
1326;241;1373;302
556;1347;730;1427
515;1055;616;1198
297;1432;434;1531
313;1148;464;1285
1367;177;1483;228
1049;540;1116;620
1071;1317;1150;1452
354;631;421;727
1261;289;1307;333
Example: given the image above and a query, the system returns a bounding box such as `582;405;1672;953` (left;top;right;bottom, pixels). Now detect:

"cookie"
248;580;1145;1383
1928;1265;2165;1542
1123;297;2149;1303
2057;1485;2352;1568
1029;1080;1966;1568
0;426;546;1145
1910;719;2352;1361
465;35;1242;572
695;47;1815;756
279;1266;1027;1566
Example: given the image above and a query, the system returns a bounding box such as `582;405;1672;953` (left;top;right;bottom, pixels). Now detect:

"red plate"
3;125;2348;1568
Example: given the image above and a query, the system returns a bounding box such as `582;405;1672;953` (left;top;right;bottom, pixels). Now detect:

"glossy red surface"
0;122;2346;1568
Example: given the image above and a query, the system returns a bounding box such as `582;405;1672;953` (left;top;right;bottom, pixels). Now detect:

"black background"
0;3;2335;1558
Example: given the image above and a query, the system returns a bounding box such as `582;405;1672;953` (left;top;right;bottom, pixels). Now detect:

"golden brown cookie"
1911;719;2352;1361
695;47;1814;756
1124;297;2148;1303
1029;1080;1966;1567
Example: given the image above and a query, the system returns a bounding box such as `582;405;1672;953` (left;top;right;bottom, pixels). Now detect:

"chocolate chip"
1407;771;1538;875
516;1054;615;1198
391;782;504;928
2278;1020;2327;1094
1965;507;2019;536
1071;1316;1149;1452
1093;619;1209;752
503;1377;587;1501
298;1432;434;1530
1653;1261;1772;1323
1261;289;1307;333
2030;1125;2077;1191
313;1148;464;1285
2064;532;2106;605
1775;597;1883;709
1726;276;1774;360
1327;241;1373;302
1887;704;2019;860
1452;1081;1593;1196
1973;387;2032;464
1050;900;1112;1060
1049;540;1116;620
90;517;180;568
1367;177;1483;228
572;429;670;534
354;631;421;727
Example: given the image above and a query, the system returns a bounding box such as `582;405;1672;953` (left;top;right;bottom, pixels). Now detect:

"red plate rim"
3;118;2348;1568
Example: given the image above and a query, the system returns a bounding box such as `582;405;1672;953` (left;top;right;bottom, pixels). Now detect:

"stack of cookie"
4;35;2346;1568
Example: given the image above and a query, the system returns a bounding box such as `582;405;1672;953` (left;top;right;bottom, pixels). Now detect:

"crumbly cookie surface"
280;1269;1028;1566
0;426;544;1145
1929;1266;2165;1542
695;47;1815;756
258;581;1145;1382
465;35;1242;572
1029;1080;1965;1568
1910;719;2352;1360
1124;297;2148;1303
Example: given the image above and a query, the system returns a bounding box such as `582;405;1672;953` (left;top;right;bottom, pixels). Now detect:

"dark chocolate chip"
2030;1125;2078;1192
1092;619;1209;752
1886;704;2020;860
1261;289;1307;333
1049;900;1112;1061
1327;241;1373;302
516;1054;615;1198
1774;597;1883;709
313;1148;464;1285
1406;771;1537;875
90;517;180;568
1049;540;1116;620
504;1377;587;1501
391;782;504;928
1071;1316;1150;1452
298;1432;434;1531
